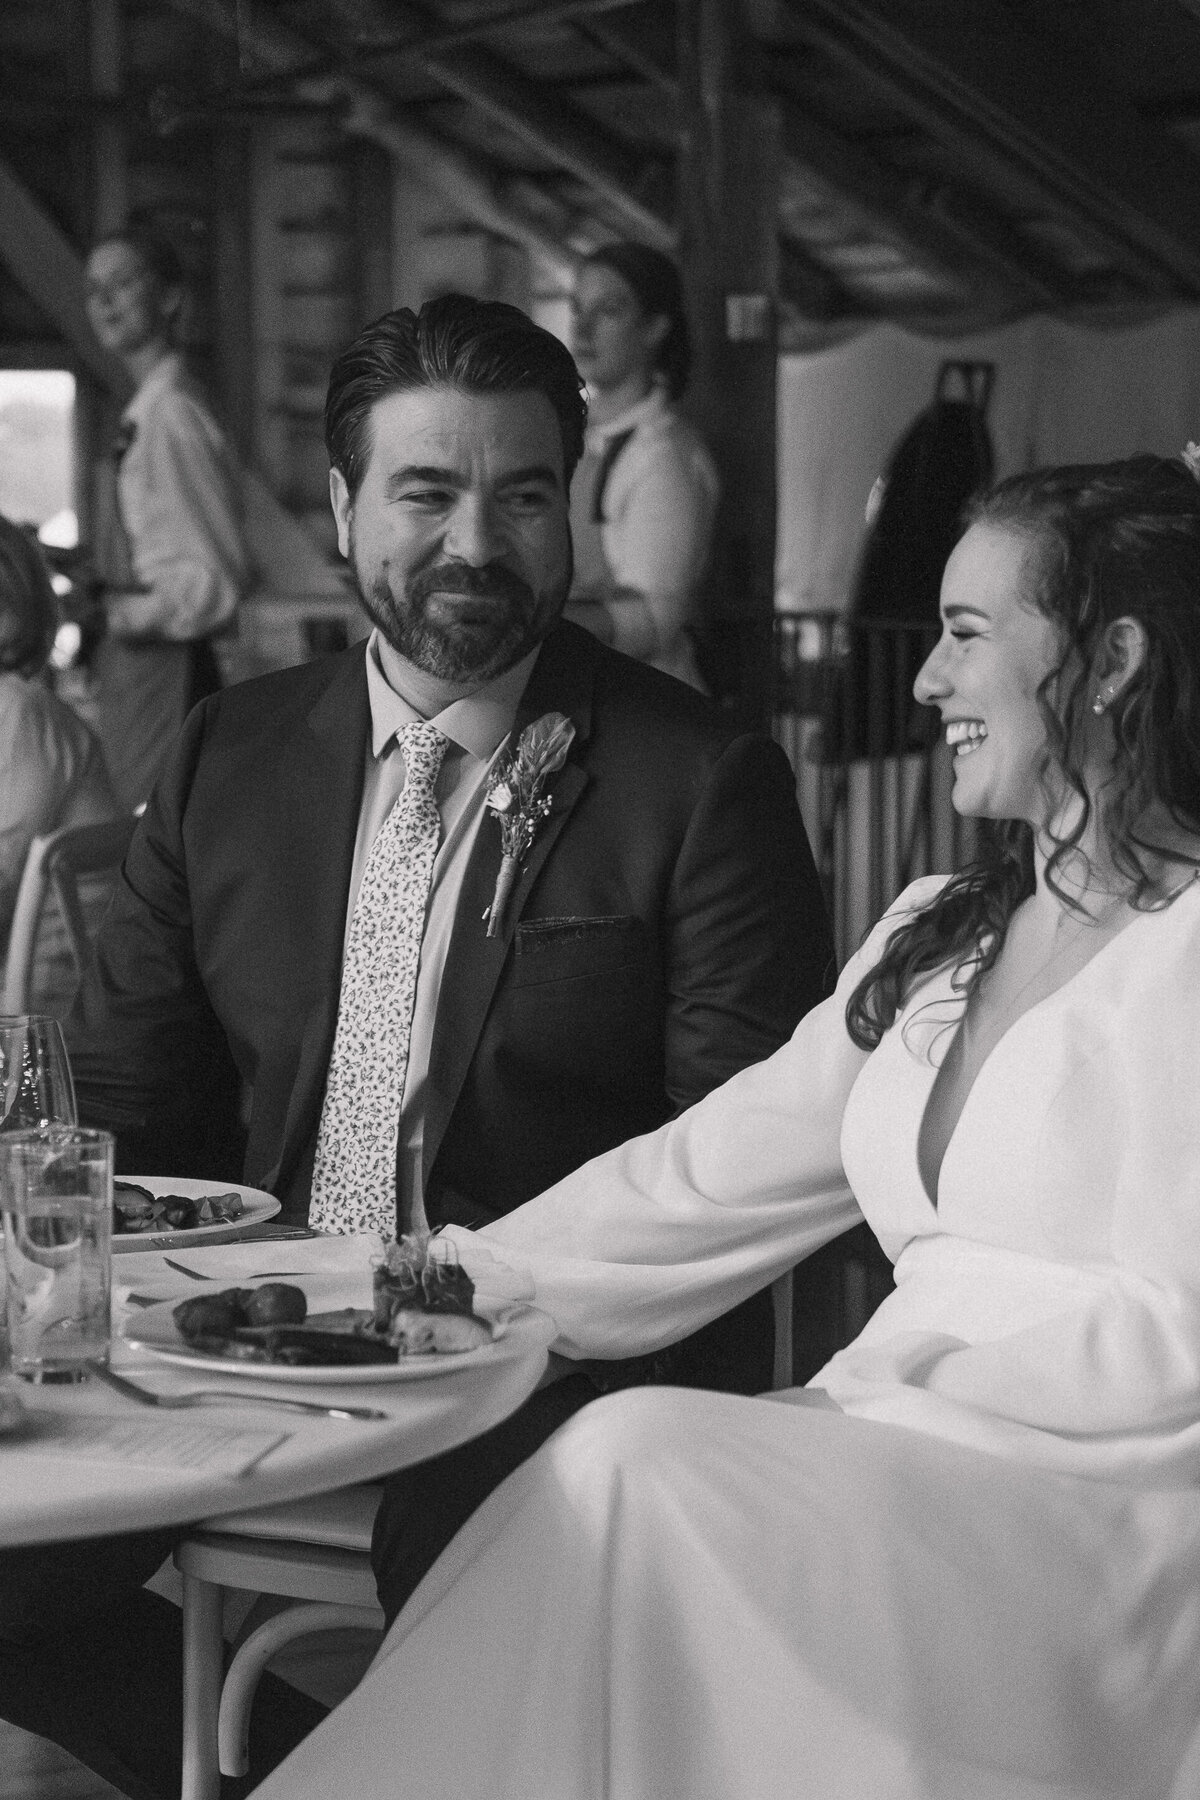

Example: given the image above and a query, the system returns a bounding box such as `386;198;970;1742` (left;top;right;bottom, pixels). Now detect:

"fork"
86;1360;389;1421
162;1257;305;1281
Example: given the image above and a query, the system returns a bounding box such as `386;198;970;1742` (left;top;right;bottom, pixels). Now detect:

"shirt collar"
123;351;186;424
584;384;668;454
363;628;538;763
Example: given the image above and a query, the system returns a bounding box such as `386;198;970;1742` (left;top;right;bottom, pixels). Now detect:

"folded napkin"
115;1232;386;1318
436;1232;535;1305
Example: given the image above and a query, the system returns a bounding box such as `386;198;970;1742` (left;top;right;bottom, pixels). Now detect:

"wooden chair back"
2;814;138;1014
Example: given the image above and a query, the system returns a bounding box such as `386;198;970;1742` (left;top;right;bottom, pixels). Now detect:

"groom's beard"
354;547;572;685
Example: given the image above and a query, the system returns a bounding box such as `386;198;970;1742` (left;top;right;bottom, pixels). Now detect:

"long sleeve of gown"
442;899;922;1360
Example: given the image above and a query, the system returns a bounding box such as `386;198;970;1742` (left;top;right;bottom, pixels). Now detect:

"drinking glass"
0;1015;78;1132
0;1017;78;1374
1;1127;113;1381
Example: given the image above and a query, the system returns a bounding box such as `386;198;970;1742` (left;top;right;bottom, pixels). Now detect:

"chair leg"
218;1601;384;1776
771;1268;795;1390
181;1570;225;1800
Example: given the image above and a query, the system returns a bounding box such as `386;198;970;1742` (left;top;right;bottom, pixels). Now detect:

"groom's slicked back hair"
325;293;588;500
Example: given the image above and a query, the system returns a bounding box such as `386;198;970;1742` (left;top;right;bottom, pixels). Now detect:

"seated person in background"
0;516;118;1008
0;293;832;1800
565;242;717;692
253;454;1200;1800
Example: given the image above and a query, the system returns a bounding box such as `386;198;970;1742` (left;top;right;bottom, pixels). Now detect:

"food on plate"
173;1290;254;1341
112;1181;244;1235
384;1308;492;1355
243;1282;308;1326
234;1325;400;1366
373;1234;476;1324
371;1237;491;1354
168;1240;495;1365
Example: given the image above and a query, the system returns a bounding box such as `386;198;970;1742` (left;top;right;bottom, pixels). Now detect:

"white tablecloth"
0;1234;554;1546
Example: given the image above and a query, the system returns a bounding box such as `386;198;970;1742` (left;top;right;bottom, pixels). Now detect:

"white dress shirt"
346;629;539;1229
106;352;248;642
568;385;718;688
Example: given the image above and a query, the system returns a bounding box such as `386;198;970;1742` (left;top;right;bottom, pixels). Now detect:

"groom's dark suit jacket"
71;619;833;1390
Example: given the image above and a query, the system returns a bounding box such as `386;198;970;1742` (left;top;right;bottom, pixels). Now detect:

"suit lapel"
262;652;369;1195
422;624;595;1182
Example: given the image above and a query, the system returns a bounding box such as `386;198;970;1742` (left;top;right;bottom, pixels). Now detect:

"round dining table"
0;1234;555;1547
0;1231;557;1800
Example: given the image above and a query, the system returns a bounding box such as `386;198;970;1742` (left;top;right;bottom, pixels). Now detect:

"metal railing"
773;613;977;966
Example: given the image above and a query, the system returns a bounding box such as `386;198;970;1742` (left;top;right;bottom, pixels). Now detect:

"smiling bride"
251;453;1200;1800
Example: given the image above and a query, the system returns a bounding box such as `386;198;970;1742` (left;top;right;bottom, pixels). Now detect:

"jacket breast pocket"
510;914;648;988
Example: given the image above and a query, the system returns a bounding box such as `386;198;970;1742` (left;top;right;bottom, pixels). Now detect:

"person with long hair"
82;224;248;808
251;454;1200;1800
0;517;117;984
565;242;717;691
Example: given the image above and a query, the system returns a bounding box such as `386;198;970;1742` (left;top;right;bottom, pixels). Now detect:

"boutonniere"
483;711;576;937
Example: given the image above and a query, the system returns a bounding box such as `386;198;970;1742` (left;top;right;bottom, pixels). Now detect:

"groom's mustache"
408;560;535;611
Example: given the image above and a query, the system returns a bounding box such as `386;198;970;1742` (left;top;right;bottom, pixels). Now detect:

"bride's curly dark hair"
846;454;1200;1050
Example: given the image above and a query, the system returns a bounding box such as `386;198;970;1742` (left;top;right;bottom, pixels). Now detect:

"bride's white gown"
252;879;1200;1800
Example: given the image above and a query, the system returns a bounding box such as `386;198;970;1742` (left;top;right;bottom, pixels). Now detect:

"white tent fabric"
776;307;1200;616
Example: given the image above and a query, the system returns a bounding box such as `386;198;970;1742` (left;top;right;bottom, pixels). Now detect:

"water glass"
0;1015;78;1132
1;1127;113;1381
0;1016;78;1373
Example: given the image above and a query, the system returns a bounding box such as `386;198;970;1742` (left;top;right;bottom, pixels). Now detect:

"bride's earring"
1092;687;1115;715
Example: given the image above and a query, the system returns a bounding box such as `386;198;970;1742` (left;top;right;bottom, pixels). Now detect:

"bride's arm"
447;881;943;1360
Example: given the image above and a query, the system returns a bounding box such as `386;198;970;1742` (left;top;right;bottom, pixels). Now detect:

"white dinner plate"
123;1294;515;1383
111;1177;281;1253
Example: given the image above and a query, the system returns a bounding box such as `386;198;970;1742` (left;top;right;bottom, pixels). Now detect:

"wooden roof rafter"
777;235;859;325
359;1;675;251
780;0;1200;300
772;84;1064;318
1168;0;1200;34
166;0;675;258
332;0;649;68
550;7;1059;323
160;0;587;277
574;8;678;99
0;153;129;392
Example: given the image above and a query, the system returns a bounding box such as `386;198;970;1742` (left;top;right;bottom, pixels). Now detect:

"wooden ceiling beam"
574;8;679;98
775;90;1063;312
399;10;675;251
0;155;129;395
566;11;852;322
165;0;673;257
783;0;1200;294
343;0;643;65
159;0;583;279
778;237;858;321
302;79;584;278
164;0;326;78
576;10;1054;312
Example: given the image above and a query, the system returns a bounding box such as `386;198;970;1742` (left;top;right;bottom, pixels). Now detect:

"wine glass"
0;1015;77;1133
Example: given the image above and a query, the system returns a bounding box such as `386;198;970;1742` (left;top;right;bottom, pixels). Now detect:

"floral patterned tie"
309;720;448;1236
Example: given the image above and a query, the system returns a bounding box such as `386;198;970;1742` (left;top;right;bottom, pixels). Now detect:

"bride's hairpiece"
1182;442;1200;482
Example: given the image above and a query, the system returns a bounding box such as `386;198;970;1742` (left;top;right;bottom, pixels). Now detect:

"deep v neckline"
913;892;1177;1209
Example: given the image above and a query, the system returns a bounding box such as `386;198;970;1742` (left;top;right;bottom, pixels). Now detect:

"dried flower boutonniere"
483;711;576;937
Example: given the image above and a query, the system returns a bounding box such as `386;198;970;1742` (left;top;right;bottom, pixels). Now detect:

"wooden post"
212;128;256;463
89;0;127;233
676;0;780;730
77;0;133;547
